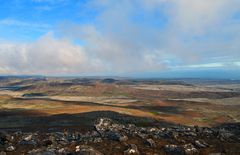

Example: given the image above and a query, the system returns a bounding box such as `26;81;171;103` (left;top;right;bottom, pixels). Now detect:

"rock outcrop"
0;118;239;154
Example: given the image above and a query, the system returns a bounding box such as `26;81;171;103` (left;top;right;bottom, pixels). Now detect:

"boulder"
124;144;140;155
93;137;102;143
0;151;6;155
0;131;8;145
144;139;156;148
164;144;184;155
57;148;66;154
23;134;33;141
75;145;103;155
42;139;53;147
94;118;113;135
194;140;208;148
19;140;37;146
182;144;198;155
218;129;234;141
106;131;128;142
28;149;56;155
6;145;15;152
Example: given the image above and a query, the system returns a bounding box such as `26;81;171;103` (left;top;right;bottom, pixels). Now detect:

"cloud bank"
0;33;107;75
0;0;239;75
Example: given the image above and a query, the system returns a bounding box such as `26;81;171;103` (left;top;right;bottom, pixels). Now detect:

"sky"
0;0;240;78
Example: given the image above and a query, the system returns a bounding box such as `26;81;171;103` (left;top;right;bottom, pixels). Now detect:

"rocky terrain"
0;118;240;155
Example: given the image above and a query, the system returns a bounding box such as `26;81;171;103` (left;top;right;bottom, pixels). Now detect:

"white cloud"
187;63;224;68
233;62;240;67
140;0;240;33
0;33;106;75
63;0;240;71
168;0;238;34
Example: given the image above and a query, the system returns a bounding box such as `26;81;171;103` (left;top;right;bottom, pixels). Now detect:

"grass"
150;111;159;115
193;117;211;123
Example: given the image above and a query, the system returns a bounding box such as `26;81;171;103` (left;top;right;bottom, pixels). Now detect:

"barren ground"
0;78;239;129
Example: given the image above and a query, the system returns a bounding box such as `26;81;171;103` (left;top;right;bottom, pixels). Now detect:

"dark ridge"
126;105;183;115
66;78;96;83
15;85;35;91
48;82;75;87
13;98;101;106
7;78;47;86
138;80;194;86
22;93;47;97
214;122;240;135
101;78;118;84
0;86;23;91
0;110;175;132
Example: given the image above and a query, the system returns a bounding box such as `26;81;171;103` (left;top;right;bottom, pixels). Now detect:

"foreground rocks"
0;118;240;154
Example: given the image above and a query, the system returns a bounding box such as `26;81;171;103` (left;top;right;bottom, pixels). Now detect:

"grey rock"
149;127;158;133
194;140;208;148
218;129;233;140
93;137;102;143
19;140;37;146
75;145;103;155
202;128;214;136
6;145;15;152
42;139;53;147
144;138;156;148
57;148;66;154
124;144;140;155
58;140;69;146
23;134;33;141
107;131;128;142
94;118;113;134
182;144;198;155
14;131;22;135
126;124;137;133
137;133;147;139
164;144;184;155
28;149;56;155
0;131;8;145
0;151;6;155
57;148;72;154
119;135;128;142
194;126;203;133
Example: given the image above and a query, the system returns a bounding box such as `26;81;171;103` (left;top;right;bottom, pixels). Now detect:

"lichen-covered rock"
94;118;113;135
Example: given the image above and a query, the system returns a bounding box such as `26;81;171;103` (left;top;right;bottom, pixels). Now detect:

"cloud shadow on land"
0;109;176;132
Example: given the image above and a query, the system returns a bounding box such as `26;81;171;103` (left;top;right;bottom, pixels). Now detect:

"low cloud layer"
0;0;239;75
0;33;109;75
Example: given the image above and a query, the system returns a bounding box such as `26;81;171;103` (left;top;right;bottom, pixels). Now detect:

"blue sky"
0;0;240;78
